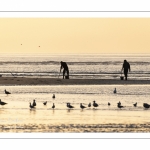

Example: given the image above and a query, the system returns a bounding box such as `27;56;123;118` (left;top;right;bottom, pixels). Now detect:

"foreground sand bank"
0;77;150;85
0;123;150;132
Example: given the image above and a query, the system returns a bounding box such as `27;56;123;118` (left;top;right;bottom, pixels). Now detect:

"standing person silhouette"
122;60;131;80
60;61;69;79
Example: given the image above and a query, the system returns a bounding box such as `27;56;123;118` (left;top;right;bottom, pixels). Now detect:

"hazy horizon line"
0;52;150;55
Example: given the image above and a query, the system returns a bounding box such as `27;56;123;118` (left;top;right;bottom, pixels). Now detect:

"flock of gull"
1;88;150;110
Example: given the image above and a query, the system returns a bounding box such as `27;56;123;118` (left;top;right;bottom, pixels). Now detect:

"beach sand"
0;77;150;85
1;123;150;133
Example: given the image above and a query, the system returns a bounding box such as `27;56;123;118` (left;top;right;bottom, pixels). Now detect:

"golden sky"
0;18;150;54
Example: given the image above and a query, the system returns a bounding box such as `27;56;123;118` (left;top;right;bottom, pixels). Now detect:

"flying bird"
108;102;111;106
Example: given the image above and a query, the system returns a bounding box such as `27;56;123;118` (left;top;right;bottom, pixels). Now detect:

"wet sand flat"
0;77;150;85
1;123;150;133
0;78;150;133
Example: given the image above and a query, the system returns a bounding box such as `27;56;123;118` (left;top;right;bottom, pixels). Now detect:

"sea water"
0;53;150;79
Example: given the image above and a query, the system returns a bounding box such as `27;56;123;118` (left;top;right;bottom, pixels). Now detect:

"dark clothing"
124;69;128;80
122;61;130;80
60;61;69;79
123;62;130;70
60;62;68;70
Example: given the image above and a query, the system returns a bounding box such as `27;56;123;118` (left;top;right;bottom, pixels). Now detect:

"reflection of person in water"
122;60;131;80
60;61;69;79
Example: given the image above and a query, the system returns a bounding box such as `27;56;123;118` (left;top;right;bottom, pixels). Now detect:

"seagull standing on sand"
117;103;124;109
114;88;117;94
29;103;34;109
32;99;36;107
93;101;99;108
52;103;55;109
88;102;91;108
4;89;11;96
66;103;69;108
133;102;137;107
0;99;7;105
52;94;55;99
43;101;47;105
67;103;74;109
80;103;86;110
117;101;121;106
143;103;150;109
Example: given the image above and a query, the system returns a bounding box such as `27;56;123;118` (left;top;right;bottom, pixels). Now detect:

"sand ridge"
0;77;150;85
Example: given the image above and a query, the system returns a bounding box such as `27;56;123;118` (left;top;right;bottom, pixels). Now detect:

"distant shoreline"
0;77;150;86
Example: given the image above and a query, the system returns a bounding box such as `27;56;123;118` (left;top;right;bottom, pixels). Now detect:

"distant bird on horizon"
80;103;86;110
52;103;55;109
88;102;91;107
32;99;36;107
11;72;17;77
133;102;137;107
93;101;99;108
43;101;47;105
4;89;11;96
0;99;7;105
52;94;55;99
29;102;34;109
114;88;117;94
143;103;150;109
108;102;111;106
